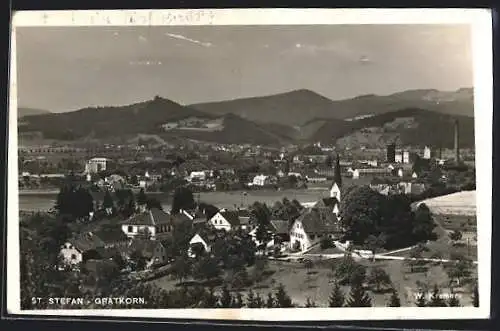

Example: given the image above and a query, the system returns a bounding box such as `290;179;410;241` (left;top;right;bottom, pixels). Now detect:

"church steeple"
333;154;342;188
329;154;342;201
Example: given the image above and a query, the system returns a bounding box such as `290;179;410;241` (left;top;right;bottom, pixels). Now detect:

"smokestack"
454;119;460;163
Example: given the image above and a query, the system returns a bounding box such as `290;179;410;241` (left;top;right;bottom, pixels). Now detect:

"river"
18;188;331;212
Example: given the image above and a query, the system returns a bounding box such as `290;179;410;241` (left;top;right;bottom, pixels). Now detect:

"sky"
15;24;473;112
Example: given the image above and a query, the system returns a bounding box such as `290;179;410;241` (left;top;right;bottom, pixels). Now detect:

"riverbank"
19;188;328;212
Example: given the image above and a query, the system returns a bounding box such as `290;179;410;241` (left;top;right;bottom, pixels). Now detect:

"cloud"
138;35;148;43
129;60;162;66
165;33;212;47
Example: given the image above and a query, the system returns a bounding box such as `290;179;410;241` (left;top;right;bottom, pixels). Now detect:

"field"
147;257;477;307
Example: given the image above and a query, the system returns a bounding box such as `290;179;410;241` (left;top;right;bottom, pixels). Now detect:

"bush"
320;237;335;249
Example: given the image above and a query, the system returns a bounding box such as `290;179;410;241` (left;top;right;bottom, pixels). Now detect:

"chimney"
454;119;460;163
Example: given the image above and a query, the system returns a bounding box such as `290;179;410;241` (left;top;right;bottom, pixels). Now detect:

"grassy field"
147;257;477;307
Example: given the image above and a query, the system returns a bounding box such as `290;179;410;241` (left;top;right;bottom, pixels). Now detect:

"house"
121;208;175;240
251;174;271;187
85;157;109;174
269;219;290;244
313;197;340;216
209;209;241;231
128;239;168;269
289;209;343;252
60;232;106;266
189;171;207;182
188;233;214;258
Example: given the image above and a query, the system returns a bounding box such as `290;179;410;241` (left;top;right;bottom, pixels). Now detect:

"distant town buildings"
85;157;109;174
423;146;431;160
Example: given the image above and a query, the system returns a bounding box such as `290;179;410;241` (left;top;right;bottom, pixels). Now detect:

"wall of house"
289;220;313;252
60;243;83;265
188;235;210;258
147;244;167;268
121;224;157;239
210;213;232;231
330;183;341;201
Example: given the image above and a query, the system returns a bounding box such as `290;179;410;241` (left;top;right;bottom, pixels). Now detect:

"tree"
415;291;427;307
365;234;386;261
193;256;221;282
387;289;401;307
428;284;447;307
446;254;473;286
367;267;392;292
447;292;461;307
146;197;163;210
472;283;479;307
171;186;195;214
201;287;219;308
130;250;147;271
232;292;244;308
305;297;317;307
136;188;148;207
102;190;114;215
219;284;233;308
334;253;366;286
339;186;385;244
266;292;275;308
328;281;345;307
449;230;463;244
275;284;293;308
346;282;372;307
170;254;192;284
412;203;437;243
246;289;258;308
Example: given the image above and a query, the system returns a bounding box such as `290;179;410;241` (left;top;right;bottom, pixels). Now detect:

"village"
20;130;479;308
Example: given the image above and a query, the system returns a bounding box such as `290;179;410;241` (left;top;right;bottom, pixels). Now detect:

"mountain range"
18;107;51;118
18;88;475;148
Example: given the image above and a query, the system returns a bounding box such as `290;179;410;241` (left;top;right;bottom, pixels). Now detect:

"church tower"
329;155;342;201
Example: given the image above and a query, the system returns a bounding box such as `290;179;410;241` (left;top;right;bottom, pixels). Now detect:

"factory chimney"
454;119;460;163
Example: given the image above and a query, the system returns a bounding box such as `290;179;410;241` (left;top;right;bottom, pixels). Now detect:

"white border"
7;8;493;321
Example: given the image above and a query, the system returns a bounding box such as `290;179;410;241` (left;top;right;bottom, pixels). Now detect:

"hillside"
190;88;474;126
17;93;475;148
18;97;292;146
18;107;51;118
312;108;475;149
18;96;213;141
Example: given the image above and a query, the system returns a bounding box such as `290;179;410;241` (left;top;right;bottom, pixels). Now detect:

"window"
310;235;316;240
127;226;133;233
71;254;77;260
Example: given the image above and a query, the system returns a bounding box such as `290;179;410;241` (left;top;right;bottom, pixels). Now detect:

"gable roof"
122;208;172;226
68;232;105;252
296;209;341;234
95;226;129;244
270;220;289;235
218;211;241;226
314;197;339;209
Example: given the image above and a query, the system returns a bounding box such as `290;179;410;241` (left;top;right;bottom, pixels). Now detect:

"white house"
121;208;174;240
423;146;431;159
395;153;403;163
398;168;404;178
85;157;108;174
209;210;241;231
188;233;211;258
403;151;410;164
60;232;105;266
351;169;360;179
412;171;419;179
251;174;270;187
289;209;342;252
189;171;206;182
